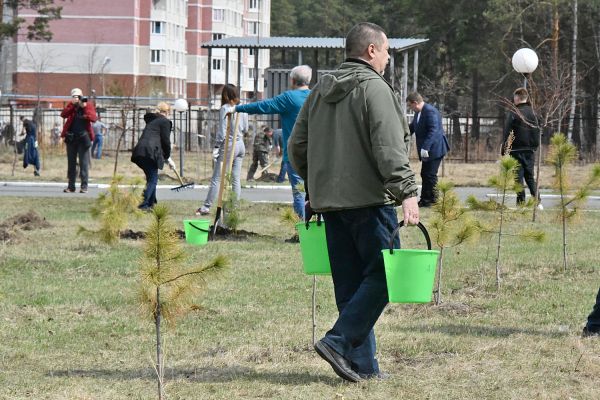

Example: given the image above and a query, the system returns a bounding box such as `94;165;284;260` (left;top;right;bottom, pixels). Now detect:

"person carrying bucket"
289;22;420;382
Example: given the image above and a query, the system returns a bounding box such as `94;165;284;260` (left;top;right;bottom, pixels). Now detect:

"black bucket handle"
305;213;323;230
388;221;432;254
188;221;210;233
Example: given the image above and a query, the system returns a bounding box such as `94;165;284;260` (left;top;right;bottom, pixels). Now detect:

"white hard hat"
70;88;83;97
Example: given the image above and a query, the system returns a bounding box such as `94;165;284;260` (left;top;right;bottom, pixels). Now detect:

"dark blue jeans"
321;205;399;376
137;159;159;208
586;287;600;333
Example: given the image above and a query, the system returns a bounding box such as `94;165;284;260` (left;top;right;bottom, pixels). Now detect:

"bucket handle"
188;221;210;233
388;221;432;254
304;213;323;230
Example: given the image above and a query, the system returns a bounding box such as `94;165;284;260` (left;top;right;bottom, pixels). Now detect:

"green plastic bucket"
183;219;210;246
296;219;331;275
382;222;439;303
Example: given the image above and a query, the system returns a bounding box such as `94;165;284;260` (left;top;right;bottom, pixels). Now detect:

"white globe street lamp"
173;98;189;176
512;48;538;88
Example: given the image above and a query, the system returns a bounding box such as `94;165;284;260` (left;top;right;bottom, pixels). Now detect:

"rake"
169;163;195;192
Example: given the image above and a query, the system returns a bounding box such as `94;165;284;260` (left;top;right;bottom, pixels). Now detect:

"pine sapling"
547;133;600;271
467;133;544;288
139;204;227;400
430;180;480;305
222;172;246;233
78;176;143;244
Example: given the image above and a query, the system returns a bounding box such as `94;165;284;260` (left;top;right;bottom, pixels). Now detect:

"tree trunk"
567;0;578;142
434;248;444;305
471;68;480;141
559;165;568;271
311;276;317;345
155;287;164;400
495;186;508;289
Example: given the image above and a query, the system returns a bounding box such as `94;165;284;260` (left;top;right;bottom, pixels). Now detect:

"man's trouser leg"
66;142;78;191
247;152;259;180
586;287;600;333
77;141;91;190
321;205;399;375
420;157;442;204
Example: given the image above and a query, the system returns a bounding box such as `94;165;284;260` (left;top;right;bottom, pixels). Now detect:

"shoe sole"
314;341;361;383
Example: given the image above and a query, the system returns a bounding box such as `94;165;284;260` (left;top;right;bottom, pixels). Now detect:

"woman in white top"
197;84;247;215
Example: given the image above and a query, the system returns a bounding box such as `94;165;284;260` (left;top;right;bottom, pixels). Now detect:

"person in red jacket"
60;88;97;193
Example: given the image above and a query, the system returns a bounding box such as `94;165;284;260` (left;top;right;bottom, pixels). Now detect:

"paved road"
2;181;600;210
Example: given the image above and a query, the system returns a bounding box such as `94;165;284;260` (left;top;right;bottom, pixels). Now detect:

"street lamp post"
512;48;542;220
173;98;189;177
511;48;538;88
100;56;111;97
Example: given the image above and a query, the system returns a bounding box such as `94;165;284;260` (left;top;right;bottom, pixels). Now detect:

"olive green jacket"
288;60;418;211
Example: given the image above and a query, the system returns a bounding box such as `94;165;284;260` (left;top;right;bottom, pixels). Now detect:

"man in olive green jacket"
289;22;419;382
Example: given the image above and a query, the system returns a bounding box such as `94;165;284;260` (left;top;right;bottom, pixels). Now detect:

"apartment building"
0;0;270;103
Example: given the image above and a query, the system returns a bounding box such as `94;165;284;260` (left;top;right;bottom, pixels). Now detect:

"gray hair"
290;65;312;86
345;22;386;58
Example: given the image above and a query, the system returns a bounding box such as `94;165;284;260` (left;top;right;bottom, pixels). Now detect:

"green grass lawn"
1;197;599;399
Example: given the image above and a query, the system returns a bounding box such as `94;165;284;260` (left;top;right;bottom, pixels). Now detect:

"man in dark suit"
406;92;450;207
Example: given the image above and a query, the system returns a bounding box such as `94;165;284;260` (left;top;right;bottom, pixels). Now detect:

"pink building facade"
0;0;270;103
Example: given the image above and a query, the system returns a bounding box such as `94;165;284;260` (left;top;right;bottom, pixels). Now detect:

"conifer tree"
468;133;544;288
78;176;143;245
430;180;479;304
546;133;600;270
139;204;227;399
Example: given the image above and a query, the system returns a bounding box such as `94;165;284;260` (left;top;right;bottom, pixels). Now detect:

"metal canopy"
201;36;428;51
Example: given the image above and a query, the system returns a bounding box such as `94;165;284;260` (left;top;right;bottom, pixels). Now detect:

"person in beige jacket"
289;22;419;382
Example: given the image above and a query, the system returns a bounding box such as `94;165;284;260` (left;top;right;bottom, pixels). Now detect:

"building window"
151;21;163;34
212;33;224;41
248;21;258;36
249;0;259;10
213;8;224;22
248;48;256;56
248;68;255;79
151;50;163;63
212;59;222;70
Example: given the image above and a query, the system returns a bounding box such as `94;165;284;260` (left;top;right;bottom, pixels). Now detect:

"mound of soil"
0;210;51;243
119;226;272;242
0;210;51;231
119;229;187;240
257;172;279;182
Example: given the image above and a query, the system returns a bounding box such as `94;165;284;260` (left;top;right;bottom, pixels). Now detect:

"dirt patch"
256;172;279;182
119;226;271;242
0;210;51;244
285;234;299;243
210;225;266;241
120;229;186;240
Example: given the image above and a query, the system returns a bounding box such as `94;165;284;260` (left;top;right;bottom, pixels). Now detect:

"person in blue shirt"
234;65;312;219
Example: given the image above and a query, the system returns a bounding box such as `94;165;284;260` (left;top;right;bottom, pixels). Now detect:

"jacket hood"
317;61;381;104
144;112;159;124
